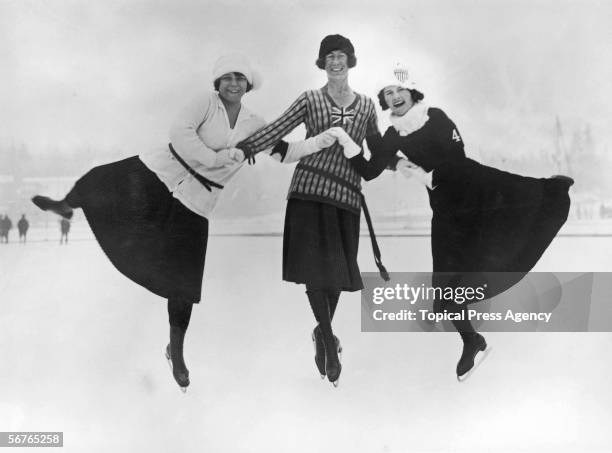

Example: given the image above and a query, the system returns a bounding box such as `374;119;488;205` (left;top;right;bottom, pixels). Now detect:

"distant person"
17;214;29;243
0;215;5;243
1;215;12;243
60;218;71;244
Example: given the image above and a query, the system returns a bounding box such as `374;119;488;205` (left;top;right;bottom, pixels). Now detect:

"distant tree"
551;116;572;175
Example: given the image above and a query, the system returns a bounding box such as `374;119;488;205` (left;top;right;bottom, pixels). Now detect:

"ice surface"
1;235;611;452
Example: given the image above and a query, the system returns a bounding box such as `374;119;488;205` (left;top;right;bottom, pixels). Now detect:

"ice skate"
456;333;489;382
312;326;326;379
165;344;189;393
324;337;342;388
31;196;74;220
313;326;342;380
335;336;342;361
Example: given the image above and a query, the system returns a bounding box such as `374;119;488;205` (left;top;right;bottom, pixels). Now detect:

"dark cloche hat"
318;34;355;60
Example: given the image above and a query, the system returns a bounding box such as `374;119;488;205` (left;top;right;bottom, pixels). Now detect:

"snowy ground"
1;233;611;453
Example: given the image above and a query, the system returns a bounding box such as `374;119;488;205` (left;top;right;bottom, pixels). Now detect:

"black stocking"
167;298;193;371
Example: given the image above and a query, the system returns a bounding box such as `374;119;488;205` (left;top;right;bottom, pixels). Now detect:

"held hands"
314;130;338;149
396;158;435;189
228;148;245;162
396;158;419;178
326;127;361;158
215;148;245;166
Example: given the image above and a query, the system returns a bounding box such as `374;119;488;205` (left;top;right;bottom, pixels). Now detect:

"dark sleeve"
269;140;289;162
395;108;465;171
349;129;401;181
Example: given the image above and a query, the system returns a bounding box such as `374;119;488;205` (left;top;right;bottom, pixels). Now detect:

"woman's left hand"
215;149;244;166
396;158;421;178
228;148;245;162
327;127;361;158
396;159;414;178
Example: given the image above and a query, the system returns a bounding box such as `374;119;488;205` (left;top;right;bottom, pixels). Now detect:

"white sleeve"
169;93;219;168
265;137;321;164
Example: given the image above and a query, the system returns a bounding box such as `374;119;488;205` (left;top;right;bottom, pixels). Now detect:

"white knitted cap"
212;53;262;90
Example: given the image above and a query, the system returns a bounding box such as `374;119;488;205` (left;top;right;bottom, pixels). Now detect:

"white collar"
214;93;256;124
389;103;429;136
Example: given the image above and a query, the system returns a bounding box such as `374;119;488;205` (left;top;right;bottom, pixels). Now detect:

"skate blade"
332;378;340;388
457;346;492;382
165;348;173;371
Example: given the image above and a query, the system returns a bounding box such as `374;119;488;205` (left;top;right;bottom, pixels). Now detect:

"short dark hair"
377;88;424;111
315;53;357;70
213;72;253;92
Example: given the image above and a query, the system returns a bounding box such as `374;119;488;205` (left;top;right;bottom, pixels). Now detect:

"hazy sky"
1;0;610;157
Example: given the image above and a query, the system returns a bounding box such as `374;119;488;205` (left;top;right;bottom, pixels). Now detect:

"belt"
168;143;224;192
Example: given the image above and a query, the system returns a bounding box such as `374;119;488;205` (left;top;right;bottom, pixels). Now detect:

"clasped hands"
214;147;247;166
319;128;422;180
314;127;362;158
215;127;360;167
214;127;421;184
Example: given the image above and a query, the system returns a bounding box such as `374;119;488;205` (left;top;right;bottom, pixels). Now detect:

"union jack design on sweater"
330;106;356;127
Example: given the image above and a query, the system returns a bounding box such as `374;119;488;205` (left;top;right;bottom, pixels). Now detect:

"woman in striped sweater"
238;35;388;387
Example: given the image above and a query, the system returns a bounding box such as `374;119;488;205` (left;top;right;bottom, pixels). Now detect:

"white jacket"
140;91;321;217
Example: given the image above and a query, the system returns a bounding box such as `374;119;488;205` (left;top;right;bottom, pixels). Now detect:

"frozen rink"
1;232;612;453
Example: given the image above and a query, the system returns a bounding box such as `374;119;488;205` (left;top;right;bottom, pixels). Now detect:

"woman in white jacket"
32;54;337;392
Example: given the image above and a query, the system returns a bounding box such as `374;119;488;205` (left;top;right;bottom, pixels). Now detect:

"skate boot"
31;196;73;220
312;326;342;380
457;332;488;381
165;344;190;392
312;326;326;379
324;336;342;388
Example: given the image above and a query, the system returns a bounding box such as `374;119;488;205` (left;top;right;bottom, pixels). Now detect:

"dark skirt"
429;158;571;298
283;198;362;291
65;156;209;302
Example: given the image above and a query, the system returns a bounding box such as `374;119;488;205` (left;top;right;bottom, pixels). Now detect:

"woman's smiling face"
383;85;414;116
324;50;349;80
217;72;248;103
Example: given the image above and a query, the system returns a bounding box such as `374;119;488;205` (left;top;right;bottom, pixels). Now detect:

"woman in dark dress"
337;65;573;379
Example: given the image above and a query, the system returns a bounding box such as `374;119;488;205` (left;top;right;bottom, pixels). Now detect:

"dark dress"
350;107;571;301
283;198;362;291
65;156;209;303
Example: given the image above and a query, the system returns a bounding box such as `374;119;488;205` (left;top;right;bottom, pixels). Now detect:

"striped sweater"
239;87;380;213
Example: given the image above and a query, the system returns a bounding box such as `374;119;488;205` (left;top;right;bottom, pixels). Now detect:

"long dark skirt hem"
67;156;208;303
